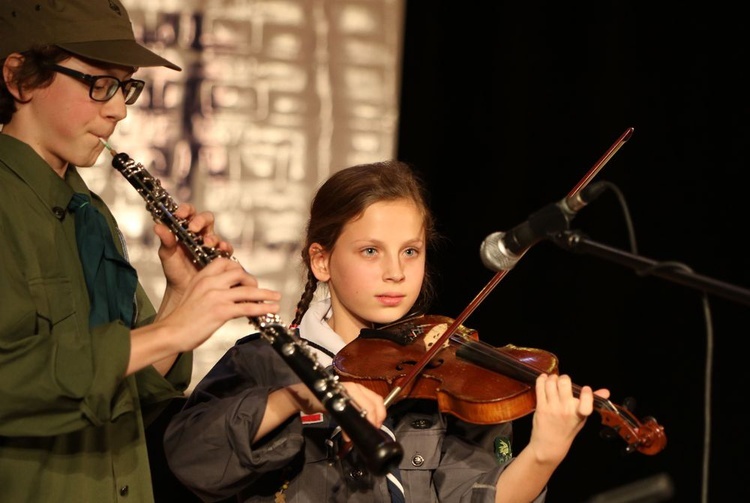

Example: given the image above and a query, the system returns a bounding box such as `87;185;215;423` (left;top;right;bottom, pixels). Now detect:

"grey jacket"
164;328;547;503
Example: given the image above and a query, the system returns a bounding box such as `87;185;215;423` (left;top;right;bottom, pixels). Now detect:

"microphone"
480;181;607;272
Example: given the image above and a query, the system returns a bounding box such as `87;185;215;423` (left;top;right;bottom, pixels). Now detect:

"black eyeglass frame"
47;64;146;105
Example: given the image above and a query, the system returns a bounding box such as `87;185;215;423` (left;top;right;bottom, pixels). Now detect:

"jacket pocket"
29;277;92;395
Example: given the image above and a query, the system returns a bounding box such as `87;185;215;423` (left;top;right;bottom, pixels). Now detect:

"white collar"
298;297;346;366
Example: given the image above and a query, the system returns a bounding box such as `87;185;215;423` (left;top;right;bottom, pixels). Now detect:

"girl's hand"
527;373;609;466
286;381;387;430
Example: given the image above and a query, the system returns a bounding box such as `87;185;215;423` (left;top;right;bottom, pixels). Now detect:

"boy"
0;1;280;500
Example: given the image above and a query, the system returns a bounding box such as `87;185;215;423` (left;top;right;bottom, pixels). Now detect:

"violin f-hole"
396;358;444;371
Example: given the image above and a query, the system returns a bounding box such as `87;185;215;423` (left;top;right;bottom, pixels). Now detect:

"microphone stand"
550;229;750;307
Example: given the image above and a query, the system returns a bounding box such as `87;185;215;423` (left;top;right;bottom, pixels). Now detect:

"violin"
333;314;667;456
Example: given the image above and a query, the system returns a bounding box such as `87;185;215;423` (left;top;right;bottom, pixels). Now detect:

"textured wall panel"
85;0;404;388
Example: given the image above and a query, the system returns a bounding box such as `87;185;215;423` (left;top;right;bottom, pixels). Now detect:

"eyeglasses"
47;64;146;105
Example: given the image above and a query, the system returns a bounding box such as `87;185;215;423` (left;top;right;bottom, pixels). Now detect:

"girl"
164;160;607;502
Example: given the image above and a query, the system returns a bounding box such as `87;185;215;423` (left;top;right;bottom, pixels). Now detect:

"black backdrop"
397;2;749;502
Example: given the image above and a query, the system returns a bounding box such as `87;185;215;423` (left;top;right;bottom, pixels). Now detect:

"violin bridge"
423;323;450;351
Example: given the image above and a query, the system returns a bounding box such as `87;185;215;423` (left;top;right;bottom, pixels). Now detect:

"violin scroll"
597;399;667;455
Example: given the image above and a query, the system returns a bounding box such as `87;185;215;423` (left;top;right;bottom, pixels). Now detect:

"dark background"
397;2;749;502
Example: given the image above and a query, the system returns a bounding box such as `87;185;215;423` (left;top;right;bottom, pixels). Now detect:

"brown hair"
290;159;441;328
0;46;69;124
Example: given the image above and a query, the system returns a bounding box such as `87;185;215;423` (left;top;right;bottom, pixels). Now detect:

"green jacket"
0;134;192;501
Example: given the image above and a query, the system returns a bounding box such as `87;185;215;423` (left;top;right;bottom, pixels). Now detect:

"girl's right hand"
286;381;387;429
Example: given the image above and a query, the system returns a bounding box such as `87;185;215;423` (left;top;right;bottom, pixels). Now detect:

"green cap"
0;0;181;71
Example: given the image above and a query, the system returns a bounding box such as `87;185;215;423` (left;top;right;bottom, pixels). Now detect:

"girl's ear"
309;243;331;282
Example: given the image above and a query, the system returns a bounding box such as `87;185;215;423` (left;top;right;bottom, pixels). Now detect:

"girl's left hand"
528;373;609;466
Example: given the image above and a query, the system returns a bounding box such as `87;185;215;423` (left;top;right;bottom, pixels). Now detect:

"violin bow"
384;127;636;407
566;127;634;204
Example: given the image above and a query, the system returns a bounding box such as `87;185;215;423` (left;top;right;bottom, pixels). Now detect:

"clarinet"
100;139;403;477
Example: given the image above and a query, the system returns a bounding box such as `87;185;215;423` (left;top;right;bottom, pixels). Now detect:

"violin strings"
447;334;628;419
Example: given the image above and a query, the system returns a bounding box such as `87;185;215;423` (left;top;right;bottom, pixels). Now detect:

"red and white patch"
300;412;324;424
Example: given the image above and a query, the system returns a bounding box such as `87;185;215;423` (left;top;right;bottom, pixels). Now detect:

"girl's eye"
363;247;377;256
404;248;419;257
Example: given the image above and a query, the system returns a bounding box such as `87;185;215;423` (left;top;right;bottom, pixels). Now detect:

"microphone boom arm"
551;230;750;306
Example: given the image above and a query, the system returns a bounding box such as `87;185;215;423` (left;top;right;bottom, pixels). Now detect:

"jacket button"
52;207;66;220
348;468;365;480
119;485;129;496
411;454;425;467
411;418;432;429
